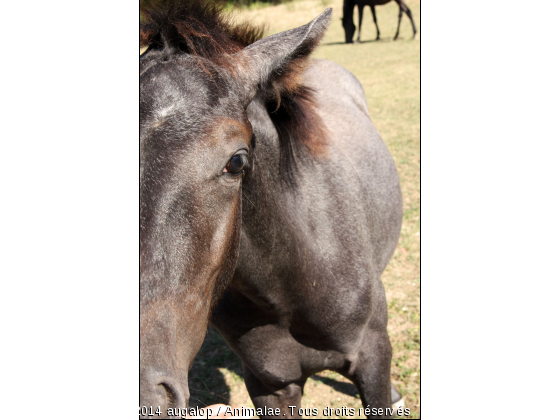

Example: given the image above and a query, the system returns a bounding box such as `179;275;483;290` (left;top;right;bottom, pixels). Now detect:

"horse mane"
140;0;328;184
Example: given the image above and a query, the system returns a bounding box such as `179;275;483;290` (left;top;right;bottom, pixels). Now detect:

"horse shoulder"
302;59;403;272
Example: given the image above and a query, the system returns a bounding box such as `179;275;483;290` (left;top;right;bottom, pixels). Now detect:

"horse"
140;1;403;418
342;0;417;43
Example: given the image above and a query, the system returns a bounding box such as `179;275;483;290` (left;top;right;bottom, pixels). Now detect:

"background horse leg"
371;6;380;40
357;4;364;42
243;364;306;419
400;2;417;39
394;1;403;40
338;329;393;419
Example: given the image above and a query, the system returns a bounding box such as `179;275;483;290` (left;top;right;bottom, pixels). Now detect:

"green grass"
189;0;420;418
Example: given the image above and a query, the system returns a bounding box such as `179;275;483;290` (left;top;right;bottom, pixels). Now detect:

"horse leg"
243;364;306;419
371;6;380;41
394;2;403;40
400;2;417;39
357;4;364;42
339;329;393;419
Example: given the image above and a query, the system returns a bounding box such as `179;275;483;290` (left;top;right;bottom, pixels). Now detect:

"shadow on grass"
310;374;360;398
188;327;243;408
320;40;377;46
321;37;411;46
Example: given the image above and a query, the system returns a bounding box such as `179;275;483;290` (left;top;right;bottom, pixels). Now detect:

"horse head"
139;2;331;416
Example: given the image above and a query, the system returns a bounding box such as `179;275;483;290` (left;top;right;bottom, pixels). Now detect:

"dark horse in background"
342;0;417;43
140;0;403;418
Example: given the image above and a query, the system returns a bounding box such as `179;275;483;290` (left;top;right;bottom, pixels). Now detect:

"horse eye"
223;154;247;175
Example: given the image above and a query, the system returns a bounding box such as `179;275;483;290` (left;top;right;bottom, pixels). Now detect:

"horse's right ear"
235;8;332;107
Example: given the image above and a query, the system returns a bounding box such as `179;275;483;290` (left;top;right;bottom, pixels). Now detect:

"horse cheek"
211;190;243;306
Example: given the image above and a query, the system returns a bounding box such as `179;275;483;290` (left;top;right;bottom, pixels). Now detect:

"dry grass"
188;0;420;418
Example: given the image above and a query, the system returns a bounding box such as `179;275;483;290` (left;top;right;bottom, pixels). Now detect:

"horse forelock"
140;0;263;70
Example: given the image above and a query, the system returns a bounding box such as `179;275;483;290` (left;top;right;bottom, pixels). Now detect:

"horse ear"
236;8;332;107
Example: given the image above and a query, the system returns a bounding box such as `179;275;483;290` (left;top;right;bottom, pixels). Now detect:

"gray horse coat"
140;2;402;418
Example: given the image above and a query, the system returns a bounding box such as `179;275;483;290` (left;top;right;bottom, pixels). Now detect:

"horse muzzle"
140;370;189;419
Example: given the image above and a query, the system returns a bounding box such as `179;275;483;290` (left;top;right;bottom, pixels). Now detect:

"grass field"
187;0;420;418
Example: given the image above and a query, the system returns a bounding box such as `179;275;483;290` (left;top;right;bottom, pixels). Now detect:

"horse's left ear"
236;8;332;107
